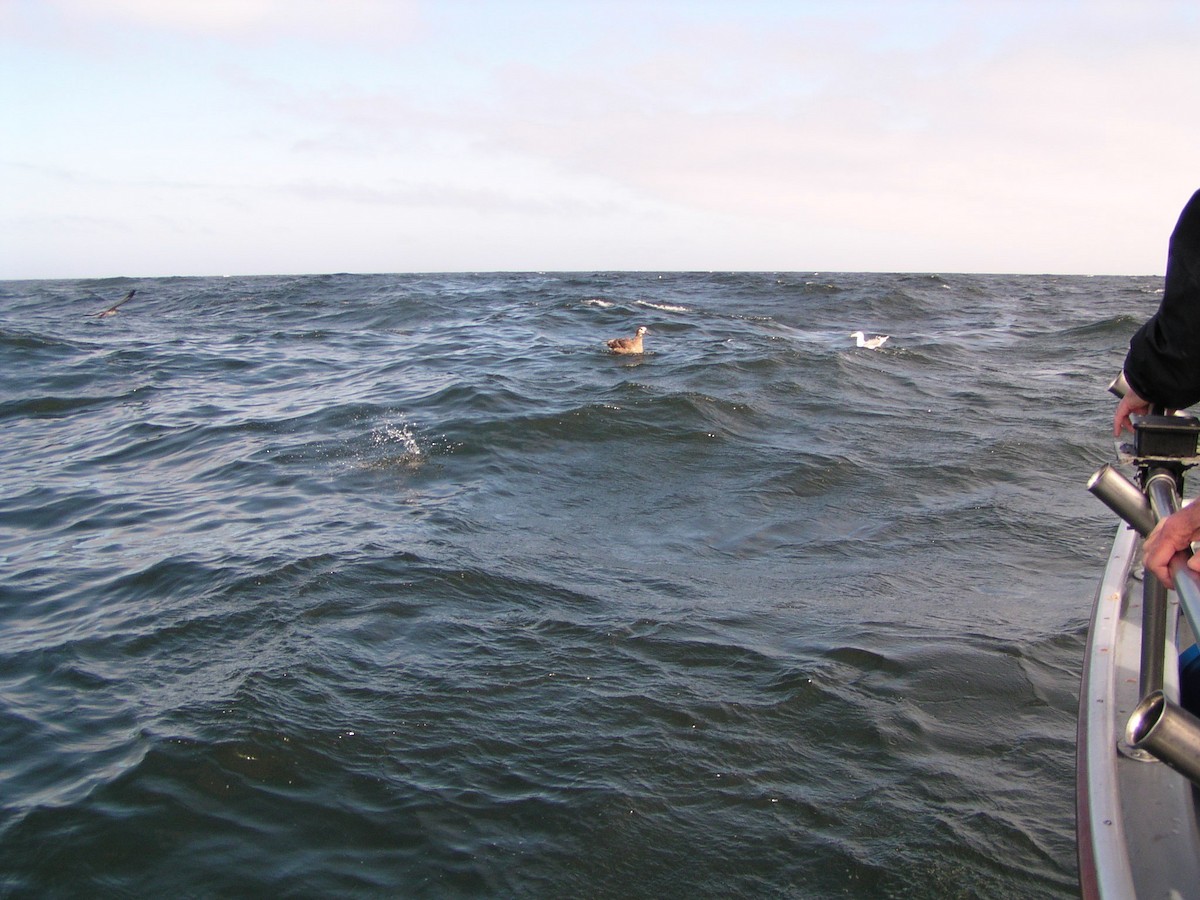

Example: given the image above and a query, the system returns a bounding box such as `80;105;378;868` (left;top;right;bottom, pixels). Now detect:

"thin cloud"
43;0;423;44
278;179;632;218
4;1;1200;276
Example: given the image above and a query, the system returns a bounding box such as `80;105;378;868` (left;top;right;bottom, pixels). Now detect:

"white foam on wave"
582;299;614;309
636;300;690;313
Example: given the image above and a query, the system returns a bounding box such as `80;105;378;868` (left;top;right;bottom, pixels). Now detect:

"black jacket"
1124;189;1200;409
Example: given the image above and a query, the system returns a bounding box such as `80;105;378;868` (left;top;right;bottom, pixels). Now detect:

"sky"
3;0;1200;279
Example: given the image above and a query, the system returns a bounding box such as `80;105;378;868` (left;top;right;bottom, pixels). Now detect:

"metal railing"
1088;376;1200;787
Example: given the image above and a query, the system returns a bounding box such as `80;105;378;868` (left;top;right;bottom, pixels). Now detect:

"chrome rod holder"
1088;464;1156;536
1127;691;1200;789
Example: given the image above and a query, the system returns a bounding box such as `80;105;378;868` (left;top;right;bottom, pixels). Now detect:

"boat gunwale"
1077;521;1140;899
1077;519;1200;898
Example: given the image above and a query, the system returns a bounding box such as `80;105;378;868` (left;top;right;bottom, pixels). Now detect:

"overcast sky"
3;0;1199;279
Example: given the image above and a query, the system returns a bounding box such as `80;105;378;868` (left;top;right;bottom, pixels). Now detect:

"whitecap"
636;300;690;313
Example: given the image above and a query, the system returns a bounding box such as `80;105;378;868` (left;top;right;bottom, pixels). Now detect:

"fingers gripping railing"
1145;469;1200;658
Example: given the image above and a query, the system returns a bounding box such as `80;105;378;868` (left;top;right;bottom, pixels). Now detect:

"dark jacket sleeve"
1124;189;1200;410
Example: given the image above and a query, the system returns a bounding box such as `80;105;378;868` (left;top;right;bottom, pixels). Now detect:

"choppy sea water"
0;271;1157;897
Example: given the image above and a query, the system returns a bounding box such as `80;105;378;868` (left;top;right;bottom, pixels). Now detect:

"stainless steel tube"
1109;371;1129;398
1141;576;1168;697
1145;469;1181;522
1127;691;1200;788
1129;470;1174;697
1087;465;1156;536
1141;472;1200;642
1171;560;1200;659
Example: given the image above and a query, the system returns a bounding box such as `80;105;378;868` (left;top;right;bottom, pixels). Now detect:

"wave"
635;299;691;313
0;326;91;354
0;270;1143;897
1051;313;1142;339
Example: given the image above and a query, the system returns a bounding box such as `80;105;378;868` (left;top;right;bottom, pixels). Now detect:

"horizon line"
0;267;1163;282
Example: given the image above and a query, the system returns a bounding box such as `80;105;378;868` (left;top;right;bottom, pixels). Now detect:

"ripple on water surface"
0;271;1150;896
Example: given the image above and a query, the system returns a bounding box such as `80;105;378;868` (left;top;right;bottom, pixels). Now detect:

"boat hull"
1077;523;1200;898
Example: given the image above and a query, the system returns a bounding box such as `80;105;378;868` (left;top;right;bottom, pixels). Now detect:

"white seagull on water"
851;330;889;350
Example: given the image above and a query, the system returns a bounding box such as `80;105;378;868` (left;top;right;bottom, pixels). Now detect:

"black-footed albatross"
94;289;137;318
606;325;649;354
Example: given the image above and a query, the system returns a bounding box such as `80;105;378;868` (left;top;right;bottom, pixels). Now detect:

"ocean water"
0;271;1156;897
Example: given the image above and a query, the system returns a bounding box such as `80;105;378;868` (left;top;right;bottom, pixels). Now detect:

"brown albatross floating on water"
606;325;649;354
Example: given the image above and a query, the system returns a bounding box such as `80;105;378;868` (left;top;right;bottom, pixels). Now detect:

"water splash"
366;421;425;471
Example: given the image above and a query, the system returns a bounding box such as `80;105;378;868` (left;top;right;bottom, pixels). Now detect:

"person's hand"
1144;503;1200;588
1114;386;1151;437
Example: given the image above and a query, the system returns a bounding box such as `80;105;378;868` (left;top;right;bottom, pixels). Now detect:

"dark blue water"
0;272;1156;897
